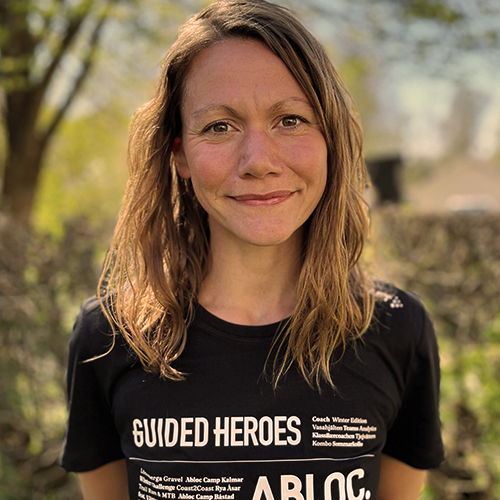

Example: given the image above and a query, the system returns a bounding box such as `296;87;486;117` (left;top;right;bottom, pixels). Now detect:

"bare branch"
32;1;97;116
41;3;112;145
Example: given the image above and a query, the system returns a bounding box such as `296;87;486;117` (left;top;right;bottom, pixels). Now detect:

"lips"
230;191;294;206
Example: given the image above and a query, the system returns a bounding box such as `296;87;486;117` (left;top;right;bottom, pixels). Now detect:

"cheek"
188;146;237;194
291;140;328;185
302;144;328;212
187;156;230;203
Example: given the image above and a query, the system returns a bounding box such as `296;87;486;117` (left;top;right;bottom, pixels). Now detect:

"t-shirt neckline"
194;304;289;340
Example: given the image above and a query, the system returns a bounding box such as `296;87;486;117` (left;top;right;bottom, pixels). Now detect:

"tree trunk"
0;0;111;227
1;134;46;227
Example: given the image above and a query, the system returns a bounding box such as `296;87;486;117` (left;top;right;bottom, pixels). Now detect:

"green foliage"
1;207;499;498
373;209;500;499
0;214;100;499
397;0;464;24
33;102;130;238
0;0;110;86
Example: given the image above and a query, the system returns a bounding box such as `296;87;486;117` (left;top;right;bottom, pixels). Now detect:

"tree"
294;0;500;68
290;0;500;162
3;0;499;227
0;0;118;226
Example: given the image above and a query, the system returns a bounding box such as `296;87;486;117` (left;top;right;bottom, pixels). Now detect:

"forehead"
181;38;310;113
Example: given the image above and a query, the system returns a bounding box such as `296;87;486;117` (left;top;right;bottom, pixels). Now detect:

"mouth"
230;191;294;206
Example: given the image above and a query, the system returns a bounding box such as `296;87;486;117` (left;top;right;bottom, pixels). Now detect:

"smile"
230;191;295;206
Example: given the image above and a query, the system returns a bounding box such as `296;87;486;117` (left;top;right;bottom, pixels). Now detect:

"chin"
210;218;304;249
237;228;302;248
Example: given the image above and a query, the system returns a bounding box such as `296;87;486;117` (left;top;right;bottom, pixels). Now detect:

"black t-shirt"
61;288;444;500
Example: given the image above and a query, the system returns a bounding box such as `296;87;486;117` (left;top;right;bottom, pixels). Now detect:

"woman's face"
174;38;327;249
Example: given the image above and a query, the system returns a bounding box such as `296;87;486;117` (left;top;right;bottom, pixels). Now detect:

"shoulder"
369;282;435;357
69;296;117;360
374;282;430;329
78;295;111;326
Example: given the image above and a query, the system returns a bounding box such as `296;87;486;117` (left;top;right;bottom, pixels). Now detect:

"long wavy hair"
99;0;374;388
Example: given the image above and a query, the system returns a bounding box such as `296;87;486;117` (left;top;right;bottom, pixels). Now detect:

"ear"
172;137;191;179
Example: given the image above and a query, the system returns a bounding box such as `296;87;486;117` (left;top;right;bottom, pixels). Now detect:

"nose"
237;127;283;179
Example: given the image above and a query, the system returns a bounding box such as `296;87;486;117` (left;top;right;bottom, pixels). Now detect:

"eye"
280;115;307;128
204;121;231;134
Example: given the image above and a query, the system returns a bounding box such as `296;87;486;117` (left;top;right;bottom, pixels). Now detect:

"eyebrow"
191;104;239;121
269;97;314;113
190;97;314;121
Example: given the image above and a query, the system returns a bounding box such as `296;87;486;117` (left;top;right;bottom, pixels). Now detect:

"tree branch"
32;1;96;116
41;3;112;146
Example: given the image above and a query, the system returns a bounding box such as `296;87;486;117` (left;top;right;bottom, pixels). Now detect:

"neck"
198;232;303;326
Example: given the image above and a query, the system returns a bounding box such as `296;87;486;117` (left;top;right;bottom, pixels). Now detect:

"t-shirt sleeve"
60;298;124;472
382;296;445;469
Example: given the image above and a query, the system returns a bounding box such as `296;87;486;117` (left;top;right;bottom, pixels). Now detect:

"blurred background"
0;0;499;498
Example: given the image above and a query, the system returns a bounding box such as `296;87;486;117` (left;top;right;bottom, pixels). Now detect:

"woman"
61;1;444;499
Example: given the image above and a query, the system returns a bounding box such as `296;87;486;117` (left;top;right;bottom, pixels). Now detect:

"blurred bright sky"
63;0;500;162
390;68;500;159
291;0;500;161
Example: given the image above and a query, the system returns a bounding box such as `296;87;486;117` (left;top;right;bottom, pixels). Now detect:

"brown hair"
99;0;374;387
